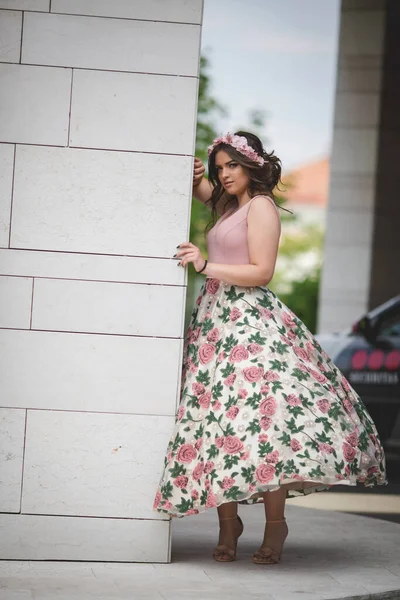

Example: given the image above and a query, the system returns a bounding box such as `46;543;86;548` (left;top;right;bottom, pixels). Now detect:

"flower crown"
207;133;265;166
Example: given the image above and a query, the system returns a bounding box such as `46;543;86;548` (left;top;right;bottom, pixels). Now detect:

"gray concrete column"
368;0;400;309
318;0;387;332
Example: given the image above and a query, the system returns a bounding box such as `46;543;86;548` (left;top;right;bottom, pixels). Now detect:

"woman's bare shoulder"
247;195;281;229
250;193;277;206
249;194;280;215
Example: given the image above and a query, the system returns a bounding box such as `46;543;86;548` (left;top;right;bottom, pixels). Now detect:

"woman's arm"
202;196;281;286
193;175;214;206
192;157;227;216
193;176;228;217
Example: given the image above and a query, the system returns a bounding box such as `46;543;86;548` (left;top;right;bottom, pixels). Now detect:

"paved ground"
1;502;400;600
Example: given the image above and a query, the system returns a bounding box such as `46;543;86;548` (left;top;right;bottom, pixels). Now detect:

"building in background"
281;157;329;225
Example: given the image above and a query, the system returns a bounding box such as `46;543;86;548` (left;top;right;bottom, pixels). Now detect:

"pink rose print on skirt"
248;343;263;355
177;444;197;464
243;366;264;383
258;306;272;318
343;442;357;462
264;370;280;382
192;462;204;481
306;341;315;355
205;489;217;508
265;450;279;464
282;312;296;329
226;406;239;420
290;439;302;452
319;443;334;456
286;394;301;406
223;436;244;454
153;490;162;510
294;346;310;361
343;397;355;414
206;278;220;294
255;463;276;484
189;326;201;343
224;373;236;387
230;307;242;321
367;466;379;476
222;477;236;489
342;377;351;392
192;382;205;396
185;508;200;515
260;396;277;416
309;369;328;384
316;399;330;413
229;344;249;362
198;343;216;365
260;416;272;430
207;327;220;342
173;475;188;488
204;460;214;474
198;391;211;409
346;432;359;447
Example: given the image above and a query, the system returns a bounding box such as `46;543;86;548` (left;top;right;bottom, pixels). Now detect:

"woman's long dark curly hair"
205;130;285;234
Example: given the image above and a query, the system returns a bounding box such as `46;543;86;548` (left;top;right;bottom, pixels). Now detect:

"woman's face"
215;150;250;197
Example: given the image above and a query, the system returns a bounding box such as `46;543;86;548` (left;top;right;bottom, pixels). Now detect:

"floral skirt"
153;278;387;518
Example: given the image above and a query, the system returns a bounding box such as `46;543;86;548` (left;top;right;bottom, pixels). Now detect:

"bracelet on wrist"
197;259;208;274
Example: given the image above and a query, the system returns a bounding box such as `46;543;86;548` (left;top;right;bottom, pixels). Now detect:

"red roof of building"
279;157;329;207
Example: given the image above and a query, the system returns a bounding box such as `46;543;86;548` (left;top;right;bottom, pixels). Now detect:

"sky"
201;0;341;173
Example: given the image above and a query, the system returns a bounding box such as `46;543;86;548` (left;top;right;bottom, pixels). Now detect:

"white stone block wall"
0;0;203;562
318;0;386;333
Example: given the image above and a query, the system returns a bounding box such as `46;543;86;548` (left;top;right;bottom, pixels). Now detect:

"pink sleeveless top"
207;195;280;265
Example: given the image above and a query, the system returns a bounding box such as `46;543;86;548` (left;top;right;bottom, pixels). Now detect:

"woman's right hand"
193;157;205;188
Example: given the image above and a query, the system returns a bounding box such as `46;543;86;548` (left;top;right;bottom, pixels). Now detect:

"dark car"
316;296;400;453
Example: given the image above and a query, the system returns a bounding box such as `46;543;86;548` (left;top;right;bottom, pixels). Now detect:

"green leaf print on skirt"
153;278;387;518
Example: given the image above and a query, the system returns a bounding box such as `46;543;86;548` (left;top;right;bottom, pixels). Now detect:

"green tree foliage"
190;54;226;253
278;267;321;334
269;222;323;333
195;55;227;164
185;53;224;327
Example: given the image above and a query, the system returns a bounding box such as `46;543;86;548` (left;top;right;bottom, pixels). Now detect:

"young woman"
153;131;387;564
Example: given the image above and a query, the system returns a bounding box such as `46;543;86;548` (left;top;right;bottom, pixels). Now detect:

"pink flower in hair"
208;132;265;165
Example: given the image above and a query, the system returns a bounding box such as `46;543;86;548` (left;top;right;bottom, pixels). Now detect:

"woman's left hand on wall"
174;242;206;273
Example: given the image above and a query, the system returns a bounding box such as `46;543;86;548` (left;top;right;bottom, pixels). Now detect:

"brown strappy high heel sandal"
212;515;244;562
252;518;288;565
